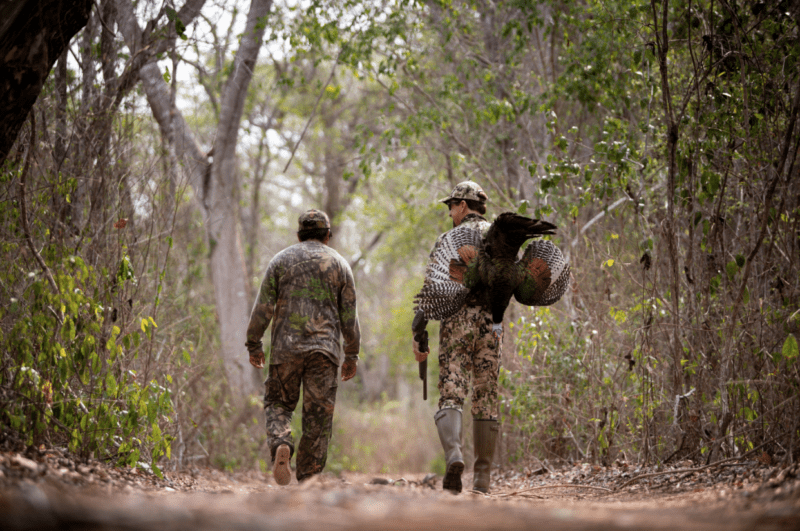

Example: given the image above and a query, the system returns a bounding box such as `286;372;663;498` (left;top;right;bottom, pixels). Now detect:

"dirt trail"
1;450;799;530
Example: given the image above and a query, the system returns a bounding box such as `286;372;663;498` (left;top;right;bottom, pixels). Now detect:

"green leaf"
782;334;798;364
726;260;739;281
106;372;118;396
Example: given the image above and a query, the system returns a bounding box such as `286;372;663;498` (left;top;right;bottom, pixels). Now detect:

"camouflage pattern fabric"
438;304;501;420
439;180;489;204
264;351;339;481
246;240;361;367
298;209;330;230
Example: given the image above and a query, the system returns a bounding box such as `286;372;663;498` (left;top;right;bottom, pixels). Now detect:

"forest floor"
1;447;799;530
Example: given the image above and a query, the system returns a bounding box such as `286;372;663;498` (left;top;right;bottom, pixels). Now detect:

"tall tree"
115;0;273;401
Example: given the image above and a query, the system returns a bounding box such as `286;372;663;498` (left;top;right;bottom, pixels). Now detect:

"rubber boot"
472;419;499;493
435;408;464;493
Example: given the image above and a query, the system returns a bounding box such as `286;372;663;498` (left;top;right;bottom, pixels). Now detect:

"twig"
282;50;342;173
18;112;59;293
497;483;612;497
616;437;779;491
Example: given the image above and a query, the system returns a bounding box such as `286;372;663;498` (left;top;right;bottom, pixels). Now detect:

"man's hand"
411;311;429;363
491;323;503;344
413;339;429;363
249;350;265;369
341;358;357;381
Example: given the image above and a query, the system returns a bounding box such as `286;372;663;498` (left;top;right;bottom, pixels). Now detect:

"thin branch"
497;483;612;497
18;113;59;293
282;50;343;173
349;231;384;270
616;435;785;491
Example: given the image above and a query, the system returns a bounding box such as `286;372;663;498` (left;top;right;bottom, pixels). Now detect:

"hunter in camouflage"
413;181;502;494
247;209;360;484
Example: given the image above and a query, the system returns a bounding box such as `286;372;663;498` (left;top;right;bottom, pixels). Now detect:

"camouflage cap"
439;181;489;204
298;209;331;231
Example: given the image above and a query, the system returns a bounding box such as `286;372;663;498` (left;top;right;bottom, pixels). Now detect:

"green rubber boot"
435;408;464;493
473;419;499;493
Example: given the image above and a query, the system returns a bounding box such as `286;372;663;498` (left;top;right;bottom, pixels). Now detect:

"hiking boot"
273;444;292;486
435;408;464;493
473;419;499;493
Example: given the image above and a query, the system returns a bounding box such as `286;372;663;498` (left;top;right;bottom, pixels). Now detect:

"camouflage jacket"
429;213;492;309
246;240;361;366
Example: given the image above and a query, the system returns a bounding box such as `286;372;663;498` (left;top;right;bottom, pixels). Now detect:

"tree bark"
115;0;272;401
651;0;683;400
0;0;93;164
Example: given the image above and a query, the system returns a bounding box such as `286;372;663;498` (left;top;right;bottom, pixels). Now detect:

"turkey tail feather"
413;225;483;320
513;239;570;306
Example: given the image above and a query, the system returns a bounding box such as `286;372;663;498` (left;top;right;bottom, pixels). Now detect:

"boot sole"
443;461;464;493
273;445;292;486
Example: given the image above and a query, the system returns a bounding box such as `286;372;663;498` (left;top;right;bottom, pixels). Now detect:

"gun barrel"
419;359;427;400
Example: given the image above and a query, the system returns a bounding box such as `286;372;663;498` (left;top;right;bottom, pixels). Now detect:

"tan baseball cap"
298;209;331;230
439;181;489;204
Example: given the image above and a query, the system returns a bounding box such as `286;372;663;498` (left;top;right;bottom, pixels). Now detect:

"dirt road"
1;450;799;530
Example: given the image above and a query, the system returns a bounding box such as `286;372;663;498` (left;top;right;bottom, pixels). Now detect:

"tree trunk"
651;0;683;400
0;0;93;163
115;0;272;401
207;0;274;400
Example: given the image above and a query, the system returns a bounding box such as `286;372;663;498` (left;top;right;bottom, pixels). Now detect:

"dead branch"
497;483;612;498
616;435;784;491
18;112;59;293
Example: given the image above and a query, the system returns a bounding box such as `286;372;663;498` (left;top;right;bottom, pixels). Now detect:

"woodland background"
0;0;798;478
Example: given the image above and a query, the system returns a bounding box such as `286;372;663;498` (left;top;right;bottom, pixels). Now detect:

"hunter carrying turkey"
246;209;361;486
413;181;570;494
413;181;500;494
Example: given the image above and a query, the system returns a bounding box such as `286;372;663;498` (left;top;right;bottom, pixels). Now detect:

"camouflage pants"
438;305;501;420
264;351;339;481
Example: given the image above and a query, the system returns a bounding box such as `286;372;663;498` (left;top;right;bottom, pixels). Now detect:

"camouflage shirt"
246;240;361;366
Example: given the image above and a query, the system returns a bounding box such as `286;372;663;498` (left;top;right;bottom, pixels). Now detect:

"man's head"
297;209;331;243
439;181;487;226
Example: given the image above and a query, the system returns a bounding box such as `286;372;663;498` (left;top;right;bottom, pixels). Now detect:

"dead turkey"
413;212;570;333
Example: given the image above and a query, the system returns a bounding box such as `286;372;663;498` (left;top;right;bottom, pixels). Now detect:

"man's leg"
264;359;303;485
295;352;338;481
470;311;501;493
436;309;474;493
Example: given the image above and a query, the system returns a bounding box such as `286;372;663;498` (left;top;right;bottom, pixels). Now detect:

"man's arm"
246;261;279;368
339;264;361;381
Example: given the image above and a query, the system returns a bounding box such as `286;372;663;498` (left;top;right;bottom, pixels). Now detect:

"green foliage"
0;254;173;472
